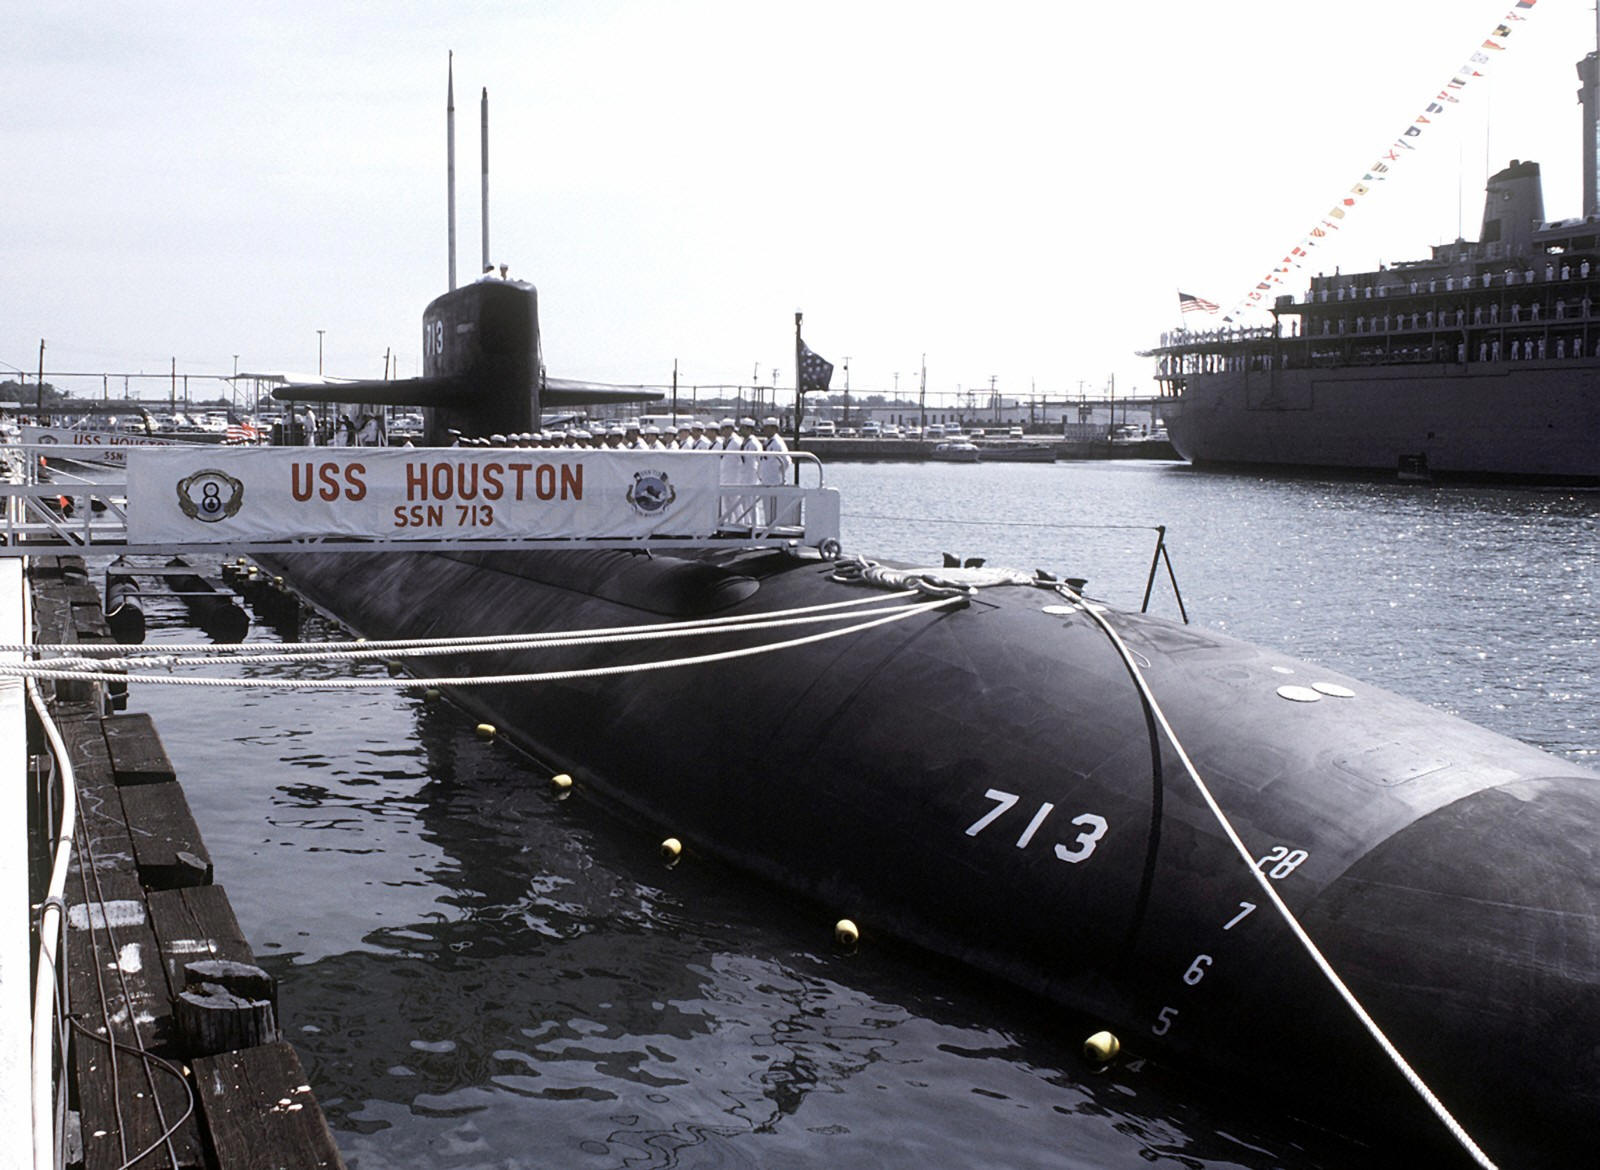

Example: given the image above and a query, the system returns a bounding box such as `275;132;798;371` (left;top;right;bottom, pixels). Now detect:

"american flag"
799;342;834;393
1178;291;1220;314
224;421;259;444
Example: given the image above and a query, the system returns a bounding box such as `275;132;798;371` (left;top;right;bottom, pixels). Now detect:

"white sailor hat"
625;420;640;430
738;416;756;427
762;416;779;427
663;423;679;433
608;425;625;437
572;428;591;439
719;417;736;428
642;424;660;435
689;420;705;431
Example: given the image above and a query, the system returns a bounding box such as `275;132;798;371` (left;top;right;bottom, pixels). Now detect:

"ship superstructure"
1148;38;1600;481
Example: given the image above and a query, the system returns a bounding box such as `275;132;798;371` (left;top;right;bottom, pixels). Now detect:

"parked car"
812;420;836;437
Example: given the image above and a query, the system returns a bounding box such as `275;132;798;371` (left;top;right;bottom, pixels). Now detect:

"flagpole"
793;311;804;456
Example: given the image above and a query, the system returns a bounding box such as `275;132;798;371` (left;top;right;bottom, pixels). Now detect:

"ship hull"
263;545;1600;1166
1163;360;1600;482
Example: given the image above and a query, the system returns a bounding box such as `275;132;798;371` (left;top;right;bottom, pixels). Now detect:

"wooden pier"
25;555;343;1170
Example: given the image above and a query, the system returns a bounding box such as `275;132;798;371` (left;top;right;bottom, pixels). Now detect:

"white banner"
23;424;190;466
126;447;723;544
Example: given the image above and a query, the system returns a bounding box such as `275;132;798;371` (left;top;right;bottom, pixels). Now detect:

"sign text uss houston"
126;448;724;543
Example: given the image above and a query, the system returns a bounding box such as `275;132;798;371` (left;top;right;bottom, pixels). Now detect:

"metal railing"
0;444;842;559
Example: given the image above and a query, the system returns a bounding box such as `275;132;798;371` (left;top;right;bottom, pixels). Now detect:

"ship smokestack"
447;53;457;290
1581;22;1600;219
481;86;490;275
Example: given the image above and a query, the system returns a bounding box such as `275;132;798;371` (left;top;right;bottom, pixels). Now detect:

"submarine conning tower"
1478;158;1544;261
420;278;544;446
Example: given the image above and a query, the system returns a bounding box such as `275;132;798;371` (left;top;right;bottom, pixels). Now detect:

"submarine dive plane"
246;69;1599;1170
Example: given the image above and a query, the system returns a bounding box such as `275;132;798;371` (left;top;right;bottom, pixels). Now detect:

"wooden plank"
68;770;143;905
120;782;213;889
72;603;113;641
192;1042;346;1170
30;591;70;646
103;712;178;786
74;1010;207;1170
64;581;101;609
65;721;142;905
57;712;113;776
147;885;256;994
65;898;175;1043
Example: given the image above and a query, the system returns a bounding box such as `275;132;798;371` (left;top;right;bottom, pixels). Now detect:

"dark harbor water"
120;459;1597;1169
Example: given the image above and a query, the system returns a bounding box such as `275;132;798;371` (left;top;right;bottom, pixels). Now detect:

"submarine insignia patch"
626;469;676;515
176;468;245;524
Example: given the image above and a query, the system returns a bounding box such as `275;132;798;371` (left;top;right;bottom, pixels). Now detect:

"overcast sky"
3;0;1593;411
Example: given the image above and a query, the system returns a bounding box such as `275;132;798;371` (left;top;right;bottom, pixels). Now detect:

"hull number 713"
965;789;1109;864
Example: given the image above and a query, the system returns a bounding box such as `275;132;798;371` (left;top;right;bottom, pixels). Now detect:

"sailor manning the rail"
726;417;762;526
756;417;791;525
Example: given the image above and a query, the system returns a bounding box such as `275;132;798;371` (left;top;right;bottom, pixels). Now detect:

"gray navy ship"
1148;32;1600;482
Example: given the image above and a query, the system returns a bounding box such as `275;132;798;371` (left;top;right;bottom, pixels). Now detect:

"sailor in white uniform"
731;417;762;525
756;417;791;524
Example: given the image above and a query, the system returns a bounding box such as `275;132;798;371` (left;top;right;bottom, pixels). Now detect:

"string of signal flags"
1188;0;1543;324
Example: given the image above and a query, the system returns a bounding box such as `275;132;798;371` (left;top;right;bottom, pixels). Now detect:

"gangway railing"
1;445;842;559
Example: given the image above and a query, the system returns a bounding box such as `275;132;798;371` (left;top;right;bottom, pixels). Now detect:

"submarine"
253;269;1599;1169
241;69;1599;1170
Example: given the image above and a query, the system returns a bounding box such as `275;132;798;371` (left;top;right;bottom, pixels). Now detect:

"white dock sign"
126;448;723;544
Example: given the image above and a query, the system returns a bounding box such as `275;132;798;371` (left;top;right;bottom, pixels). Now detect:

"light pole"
842;357;851;430
317;330;326;376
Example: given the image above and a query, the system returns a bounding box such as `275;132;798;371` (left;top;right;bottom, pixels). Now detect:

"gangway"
1;444;842;560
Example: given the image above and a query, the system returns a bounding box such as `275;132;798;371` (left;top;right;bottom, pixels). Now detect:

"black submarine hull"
260;543;1600;1167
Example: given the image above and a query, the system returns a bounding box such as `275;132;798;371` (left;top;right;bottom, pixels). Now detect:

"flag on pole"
1178;291;1219;315
799;341;834;392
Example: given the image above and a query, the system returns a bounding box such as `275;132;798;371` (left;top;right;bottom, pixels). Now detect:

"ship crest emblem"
176;468;245;524
626;469;676;515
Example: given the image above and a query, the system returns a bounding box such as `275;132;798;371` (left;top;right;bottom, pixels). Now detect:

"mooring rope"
21;594;948;674
0;593;965;690
0;588;930;659
1058;584;1498;1170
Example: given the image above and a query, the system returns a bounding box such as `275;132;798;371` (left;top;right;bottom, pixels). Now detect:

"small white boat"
930;440;980;462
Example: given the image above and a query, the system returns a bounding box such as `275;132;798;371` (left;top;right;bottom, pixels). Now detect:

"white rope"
1062;588;1498;1170
0;589;927;658
0;594;963;690
26;594;940;673
27;678;76;1170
